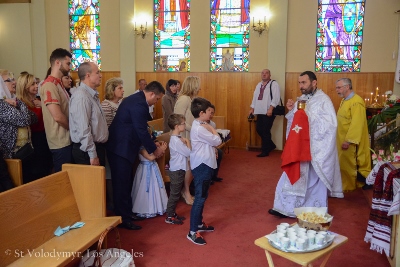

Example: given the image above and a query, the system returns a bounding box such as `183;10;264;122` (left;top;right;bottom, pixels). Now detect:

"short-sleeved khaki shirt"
40;76;71;149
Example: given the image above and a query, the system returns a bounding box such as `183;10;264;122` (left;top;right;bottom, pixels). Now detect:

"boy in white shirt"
165;113;191;225
187;98;222;245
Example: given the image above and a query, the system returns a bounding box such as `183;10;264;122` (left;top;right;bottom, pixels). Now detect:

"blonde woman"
16;73;51;183
101;77;124;127
174;76;201;205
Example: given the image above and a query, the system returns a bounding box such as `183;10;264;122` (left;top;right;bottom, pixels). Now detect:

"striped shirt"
101;99;120;127
69;82;108;159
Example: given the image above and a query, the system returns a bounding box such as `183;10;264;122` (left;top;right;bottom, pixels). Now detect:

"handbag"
80;226;135;267
13;126;34;160
13;142;34;161
269;80;285;116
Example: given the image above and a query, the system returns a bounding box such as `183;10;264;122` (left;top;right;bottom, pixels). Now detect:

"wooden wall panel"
70;71;121;102
69;71;394;149
137;72;261;149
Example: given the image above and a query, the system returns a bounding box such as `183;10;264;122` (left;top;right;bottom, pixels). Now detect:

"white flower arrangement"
385;90;393;95
383;91;400;108
370;144;400;166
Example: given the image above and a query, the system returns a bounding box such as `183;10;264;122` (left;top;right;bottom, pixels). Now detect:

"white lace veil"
0;78;12;99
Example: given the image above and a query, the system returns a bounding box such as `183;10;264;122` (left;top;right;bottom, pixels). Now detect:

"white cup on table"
296;238;305;250
307;233;316;246
307;230;316;235
280;222;290;229
288;232;297;239
287;228;296;235
276;232;285;245
281;237;290;249
318;231;327;237
277;228;287;237
289;236;297;247
277;225;286;232
315;234;325;245
297;227;307;235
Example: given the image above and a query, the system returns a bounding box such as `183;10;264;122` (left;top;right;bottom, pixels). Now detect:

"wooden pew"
147;119;170;182
5;159;23;187
148;118;164;132
0;164;121;267
156;133;171;183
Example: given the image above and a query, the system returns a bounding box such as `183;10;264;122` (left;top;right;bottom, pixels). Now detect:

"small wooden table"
254;232;348;267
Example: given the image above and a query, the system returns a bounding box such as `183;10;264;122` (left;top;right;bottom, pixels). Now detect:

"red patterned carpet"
111;149;389;267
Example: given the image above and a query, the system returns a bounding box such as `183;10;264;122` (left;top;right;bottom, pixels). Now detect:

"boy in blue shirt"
187;97;221;245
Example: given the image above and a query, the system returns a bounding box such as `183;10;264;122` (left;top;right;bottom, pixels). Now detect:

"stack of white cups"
276;223;290;249
275;223;329;251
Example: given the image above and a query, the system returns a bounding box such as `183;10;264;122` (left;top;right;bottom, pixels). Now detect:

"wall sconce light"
252;16;268;36
134;22;148;39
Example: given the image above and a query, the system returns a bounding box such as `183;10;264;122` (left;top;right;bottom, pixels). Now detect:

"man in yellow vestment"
336;78;371;191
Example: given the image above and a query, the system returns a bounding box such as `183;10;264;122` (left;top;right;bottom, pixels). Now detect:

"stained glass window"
210;0;250;72
315;0;365;72
69;0;101;71
154;0;190;72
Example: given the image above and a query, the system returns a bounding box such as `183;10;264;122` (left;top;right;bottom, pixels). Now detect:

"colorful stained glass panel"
154;0;190;72
315;0;365;72
69;0;101;70
210;0;250;72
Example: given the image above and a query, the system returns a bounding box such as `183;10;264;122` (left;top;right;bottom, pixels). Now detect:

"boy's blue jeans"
190;163;214;232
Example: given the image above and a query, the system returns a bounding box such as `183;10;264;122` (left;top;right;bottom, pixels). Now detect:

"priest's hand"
341;141;350;150
286;99;295;110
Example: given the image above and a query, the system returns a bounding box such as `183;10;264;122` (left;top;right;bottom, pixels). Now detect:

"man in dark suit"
107;81;166;230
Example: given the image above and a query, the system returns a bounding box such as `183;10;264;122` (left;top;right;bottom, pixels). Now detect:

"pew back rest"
157;133;171;163
5;159;23;186
156;133;171;182
148;118;164;132
0;171;81;266
62;164;106;219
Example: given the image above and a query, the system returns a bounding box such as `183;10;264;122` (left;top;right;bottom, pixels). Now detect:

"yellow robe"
337;93;371;191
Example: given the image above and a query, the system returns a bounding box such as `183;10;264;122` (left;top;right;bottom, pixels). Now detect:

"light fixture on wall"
252;16;268;36
134;22;148;39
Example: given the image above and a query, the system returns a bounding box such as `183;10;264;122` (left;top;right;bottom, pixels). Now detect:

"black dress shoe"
362;184;373;190
357;172;366;183
268;209;288;218
257;152;269;157
131;214;146;221
118;221;142;230
212;177;223;182
269;144;277;152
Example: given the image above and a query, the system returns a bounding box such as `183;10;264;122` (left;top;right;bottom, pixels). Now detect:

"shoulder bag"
269;80;285;116
13;127;34;160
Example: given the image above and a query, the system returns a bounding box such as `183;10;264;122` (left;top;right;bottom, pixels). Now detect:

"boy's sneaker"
187;231;206;245
198;222;214;232
174;214;186;221
165;216;183;225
